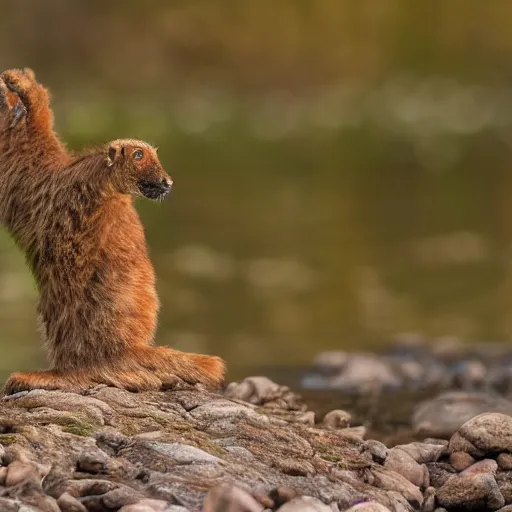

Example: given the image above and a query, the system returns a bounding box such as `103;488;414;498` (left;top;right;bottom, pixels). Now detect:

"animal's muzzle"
138;178;173;199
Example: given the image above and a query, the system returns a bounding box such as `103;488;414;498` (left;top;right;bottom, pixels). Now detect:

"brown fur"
0;68;225;395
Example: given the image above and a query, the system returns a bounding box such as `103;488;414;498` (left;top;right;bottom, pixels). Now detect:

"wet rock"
437;473;505;510
497;453;512;470
203;484;264;512
449;452;475;472
322;410;351;429
277;496;332;511
413;391;512;438
450;412;512;456
384;447;429;489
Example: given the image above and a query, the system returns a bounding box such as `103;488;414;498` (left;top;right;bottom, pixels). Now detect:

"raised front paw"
0;79;27;130
1;68;37;102
1;68;50;128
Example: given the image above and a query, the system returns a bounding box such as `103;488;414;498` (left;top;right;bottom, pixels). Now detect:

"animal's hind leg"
1;370;91;396
1;68;51;133
133;345;226;390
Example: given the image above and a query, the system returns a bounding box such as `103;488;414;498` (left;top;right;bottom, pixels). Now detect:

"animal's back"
38;191;159;369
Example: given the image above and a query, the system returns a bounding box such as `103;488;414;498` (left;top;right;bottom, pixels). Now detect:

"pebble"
57;492;88;512
343;503;391;512
496;471;512;504
268;487;298;508
365;440;388;463
497;453;512;470
449;451;475;472
203;484;264;512
322;410;351;429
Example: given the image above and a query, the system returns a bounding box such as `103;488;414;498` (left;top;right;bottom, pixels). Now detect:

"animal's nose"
162;178;173;190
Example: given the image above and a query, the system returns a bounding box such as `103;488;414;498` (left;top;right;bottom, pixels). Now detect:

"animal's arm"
0;68;67;155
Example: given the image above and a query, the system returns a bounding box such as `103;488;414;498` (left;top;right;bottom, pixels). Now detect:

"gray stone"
322;410;351;429
329;354;401;393
278;496;332;511
56;493;88;512
497;453;512;470
496;472;512;505
450;413;512;456
366;440;389;463
422;487;436;512
449;451;475;472
343;503;391;512
145;442;223;464
437;473;505;510
203;484;263;512
384;447;429;488
369;467;423;508
394;442;447;463
460;459;498;477
413;392;512;439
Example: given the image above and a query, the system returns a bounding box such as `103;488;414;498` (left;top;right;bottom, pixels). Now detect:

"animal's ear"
106;144;125;167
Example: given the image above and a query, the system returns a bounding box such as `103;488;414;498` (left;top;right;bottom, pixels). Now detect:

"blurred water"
2;1;512;383
1;83;512;383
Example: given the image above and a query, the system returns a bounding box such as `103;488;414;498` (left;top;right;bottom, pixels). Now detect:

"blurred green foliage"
1;1;512;381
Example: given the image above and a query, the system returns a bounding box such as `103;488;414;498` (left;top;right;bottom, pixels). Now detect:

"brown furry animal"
0;68;225;395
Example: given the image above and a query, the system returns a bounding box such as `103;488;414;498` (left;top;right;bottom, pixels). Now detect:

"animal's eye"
133;150;143;160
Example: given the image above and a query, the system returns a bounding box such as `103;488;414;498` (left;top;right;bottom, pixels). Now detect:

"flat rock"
0;383;374;512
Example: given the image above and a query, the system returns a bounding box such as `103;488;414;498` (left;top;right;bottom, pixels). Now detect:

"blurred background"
1;1;512;384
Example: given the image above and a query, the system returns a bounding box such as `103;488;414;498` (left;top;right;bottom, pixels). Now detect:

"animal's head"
106;139;172;200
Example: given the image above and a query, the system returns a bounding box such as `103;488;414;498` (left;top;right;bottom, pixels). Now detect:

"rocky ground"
0;374;510;512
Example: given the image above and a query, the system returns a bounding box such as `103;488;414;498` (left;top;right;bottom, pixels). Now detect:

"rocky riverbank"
0;376;510;512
